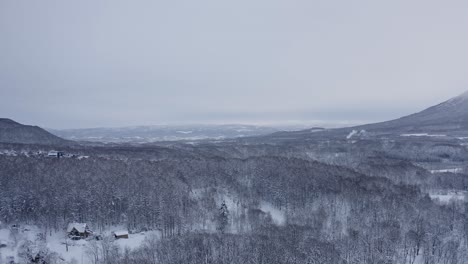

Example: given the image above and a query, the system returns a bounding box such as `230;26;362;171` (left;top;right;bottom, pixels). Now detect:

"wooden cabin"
113;230;129;239
67;223;91;239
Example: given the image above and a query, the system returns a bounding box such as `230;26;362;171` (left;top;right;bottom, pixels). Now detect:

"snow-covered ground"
0;149;87;160
346;130;367;139
0;225;160;263
430;168;463;174
190;188;287;231
220;192;286;227
400;133;446;137
429;191;466;203
259;202;285;225
0;225;44;263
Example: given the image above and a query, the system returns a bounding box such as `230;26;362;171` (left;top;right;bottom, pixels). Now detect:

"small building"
48;151;64;158
67;223;92;239
113;230;129;239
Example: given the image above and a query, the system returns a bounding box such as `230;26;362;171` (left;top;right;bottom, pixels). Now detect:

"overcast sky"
1;0;468;129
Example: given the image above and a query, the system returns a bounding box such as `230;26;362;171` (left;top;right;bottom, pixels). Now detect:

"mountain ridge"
0;118;69;145
261;91;468;141
355;91;468;134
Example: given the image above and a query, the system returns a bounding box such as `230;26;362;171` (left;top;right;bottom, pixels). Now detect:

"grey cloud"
1;0;467;128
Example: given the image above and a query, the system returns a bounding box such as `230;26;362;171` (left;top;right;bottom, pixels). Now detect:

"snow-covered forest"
1;130;468;263
3;0;468;262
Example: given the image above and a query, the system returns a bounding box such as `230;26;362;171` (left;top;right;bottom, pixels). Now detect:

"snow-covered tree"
217;201;229;234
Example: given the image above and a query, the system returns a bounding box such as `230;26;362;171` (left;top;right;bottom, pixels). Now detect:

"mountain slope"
0;118;69;145
356;91;468;134
261;91;468;141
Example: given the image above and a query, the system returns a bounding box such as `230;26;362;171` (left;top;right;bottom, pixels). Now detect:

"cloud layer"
1;0;468;128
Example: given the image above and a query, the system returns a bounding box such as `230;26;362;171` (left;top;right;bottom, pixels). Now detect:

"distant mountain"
0;118;68;145
48;124;311;143
355;91;468;135
263;91;468;141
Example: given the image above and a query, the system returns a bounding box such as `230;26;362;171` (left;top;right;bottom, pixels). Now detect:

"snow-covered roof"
114;230;128;237
67;223;88;233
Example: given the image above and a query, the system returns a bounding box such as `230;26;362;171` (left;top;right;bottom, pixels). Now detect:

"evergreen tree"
217;201;229;234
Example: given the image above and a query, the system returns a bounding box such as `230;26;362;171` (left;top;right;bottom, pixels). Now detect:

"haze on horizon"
1;0;468;129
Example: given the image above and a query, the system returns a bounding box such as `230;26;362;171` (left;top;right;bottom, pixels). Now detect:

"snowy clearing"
400;133;446;137
429;191;466;203
0;225;160;263
430;168;463;174
259;202;286;225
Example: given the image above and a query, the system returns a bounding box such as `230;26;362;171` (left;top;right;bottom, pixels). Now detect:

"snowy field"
0;225;160;263
429;191;467;203
400;133;447;137
430;168;463;174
